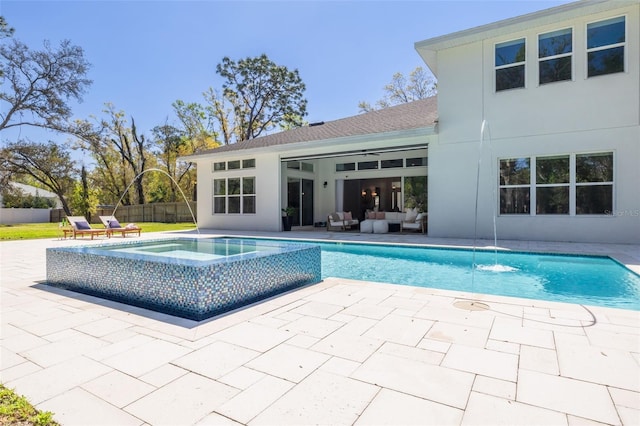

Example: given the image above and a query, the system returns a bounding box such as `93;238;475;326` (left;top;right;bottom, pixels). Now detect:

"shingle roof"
190;96;437;157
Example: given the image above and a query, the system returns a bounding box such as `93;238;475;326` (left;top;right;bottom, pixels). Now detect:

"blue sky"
3;0;571;146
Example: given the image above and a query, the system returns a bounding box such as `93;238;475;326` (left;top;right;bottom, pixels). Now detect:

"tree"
214;54;307;143
0;140;76;214
359;66;437;113
69;165;100;220
0;16;15;39
74;105;152;206
0;38;92;131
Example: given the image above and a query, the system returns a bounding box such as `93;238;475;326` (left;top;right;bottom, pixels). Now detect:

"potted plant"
281;207;297;231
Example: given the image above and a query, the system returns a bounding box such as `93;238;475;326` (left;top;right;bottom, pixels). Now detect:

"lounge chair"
400;212;427;234
66;216;107;240
99;215;142;238
327;211;359;231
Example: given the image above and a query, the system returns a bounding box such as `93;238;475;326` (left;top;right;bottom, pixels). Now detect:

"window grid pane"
500;188;530;214
576;185;612;214
243;196;256;214
228;178;241;195
539;28;572;58
242;177;255;195
496;65;525;91
228;196;240;213
588;47;624;77
536;156;569;184
536;187;569;214
539;56;572;84
576;153;613;183
587;17;625;49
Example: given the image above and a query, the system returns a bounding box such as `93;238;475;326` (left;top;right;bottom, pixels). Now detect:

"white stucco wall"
196;151;283;232
427;2;640;243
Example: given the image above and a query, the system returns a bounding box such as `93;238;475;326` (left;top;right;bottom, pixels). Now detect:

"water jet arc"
110;168;199;234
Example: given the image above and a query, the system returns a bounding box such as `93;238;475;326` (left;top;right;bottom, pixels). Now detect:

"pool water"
262;239;640;310
108;239;273;261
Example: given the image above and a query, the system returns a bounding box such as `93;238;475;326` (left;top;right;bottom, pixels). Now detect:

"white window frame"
498;152;615;217
495;38;526;92
212;176;256;215
586;15;626;78
537;27;574;85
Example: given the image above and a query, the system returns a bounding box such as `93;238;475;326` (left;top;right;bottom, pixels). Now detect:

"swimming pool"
46;238;321;320
257;238;640;310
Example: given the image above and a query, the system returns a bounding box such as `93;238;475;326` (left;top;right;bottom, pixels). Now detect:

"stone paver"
1;231;639;425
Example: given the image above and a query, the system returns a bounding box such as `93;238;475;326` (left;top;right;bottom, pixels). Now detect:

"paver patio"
1;230;639;425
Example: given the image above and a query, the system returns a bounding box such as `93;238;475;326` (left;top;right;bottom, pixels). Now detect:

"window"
406;157;427;167
495;38;526;91
213;179;226;213
213;162;225;172
228;160;241;170
336;162;355;172
358;161;378;170
227;178;241;213
212;177;256;214
539;28;572;84
576;153;613;214
498;152;613;216
536;155;570;214
381;159;404;169
587;16;625;77
242;159;255;168
499;158;530;214
242;177;256;214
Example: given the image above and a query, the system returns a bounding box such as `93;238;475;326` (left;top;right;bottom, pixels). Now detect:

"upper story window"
587;16;625;77
538;28;572;84
495;38;526;91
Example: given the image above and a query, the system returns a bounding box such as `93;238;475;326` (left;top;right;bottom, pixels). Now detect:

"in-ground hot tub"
46;238;321;321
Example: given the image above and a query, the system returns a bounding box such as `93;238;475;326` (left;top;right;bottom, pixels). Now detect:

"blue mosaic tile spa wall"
46;239;322;321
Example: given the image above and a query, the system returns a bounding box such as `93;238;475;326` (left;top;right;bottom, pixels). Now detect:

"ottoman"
360;220;373;233
373;220;389;234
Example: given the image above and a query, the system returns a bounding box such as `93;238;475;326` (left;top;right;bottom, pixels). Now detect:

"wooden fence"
50;202;197;224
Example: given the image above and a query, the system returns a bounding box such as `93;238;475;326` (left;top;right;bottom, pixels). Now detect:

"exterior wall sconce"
323;181;328;188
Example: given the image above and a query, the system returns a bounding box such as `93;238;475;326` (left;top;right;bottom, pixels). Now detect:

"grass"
0;384;59;426
0;222;198;241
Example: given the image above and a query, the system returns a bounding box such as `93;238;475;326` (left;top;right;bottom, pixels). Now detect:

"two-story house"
184;0;639;244
415;0;638;244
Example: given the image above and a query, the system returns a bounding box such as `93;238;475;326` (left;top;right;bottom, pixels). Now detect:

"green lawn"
0;384;59;426
0;222;198;241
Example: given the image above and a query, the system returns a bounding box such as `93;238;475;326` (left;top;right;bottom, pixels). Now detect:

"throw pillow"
405;208;417;223
367;211;376;220
344;211;353;221
415;213;424;221
337;212;345;220
329;213;340;222
375;211;385;220
75;220;91;230
108;219;122;228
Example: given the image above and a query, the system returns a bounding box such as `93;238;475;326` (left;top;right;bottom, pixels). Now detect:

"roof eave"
179;125;437;162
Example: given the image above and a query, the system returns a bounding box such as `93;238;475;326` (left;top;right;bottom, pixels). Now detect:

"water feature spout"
111;168;199;234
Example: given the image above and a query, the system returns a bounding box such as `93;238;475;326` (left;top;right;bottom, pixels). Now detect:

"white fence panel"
0;208;51;224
